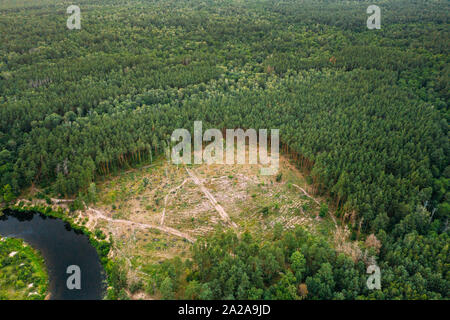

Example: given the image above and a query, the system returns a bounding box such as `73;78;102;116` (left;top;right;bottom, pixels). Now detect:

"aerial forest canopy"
0;0;448;299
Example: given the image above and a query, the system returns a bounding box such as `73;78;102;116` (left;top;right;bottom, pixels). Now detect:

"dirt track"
185;168;238;229
87;207;195;243
160;178;189;226
291;183;337;226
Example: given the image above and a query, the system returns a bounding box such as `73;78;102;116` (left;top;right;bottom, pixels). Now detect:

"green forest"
0;0;448;300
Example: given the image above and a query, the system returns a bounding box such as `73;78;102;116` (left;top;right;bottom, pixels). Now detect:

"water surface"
0;209;106;300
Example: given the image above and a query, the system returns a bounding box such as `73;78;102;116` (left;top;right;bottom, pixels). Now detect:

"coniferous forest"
0;0;448;300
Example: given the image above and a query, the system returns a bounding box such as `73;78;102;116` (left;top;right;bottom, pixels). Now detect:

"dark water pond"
0;209;106;300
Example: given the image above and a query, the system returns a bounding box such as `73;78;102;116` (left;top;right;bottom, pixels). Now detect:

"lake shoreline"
0;204;111;300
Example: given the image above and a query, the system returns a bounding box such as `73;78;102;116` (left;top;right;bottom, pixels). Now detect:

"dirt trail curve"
291;184;320;206
87;207;195;243
186;168;238;229
50;198;74;203
291;184;337;226
49;191;195;242
160;178;189;226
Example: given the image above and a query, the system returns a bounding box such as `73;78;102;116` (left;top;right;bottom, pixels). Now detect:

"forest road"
87;207;195;243
291;184;337;226
185;168;238;229
160;178;189;226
